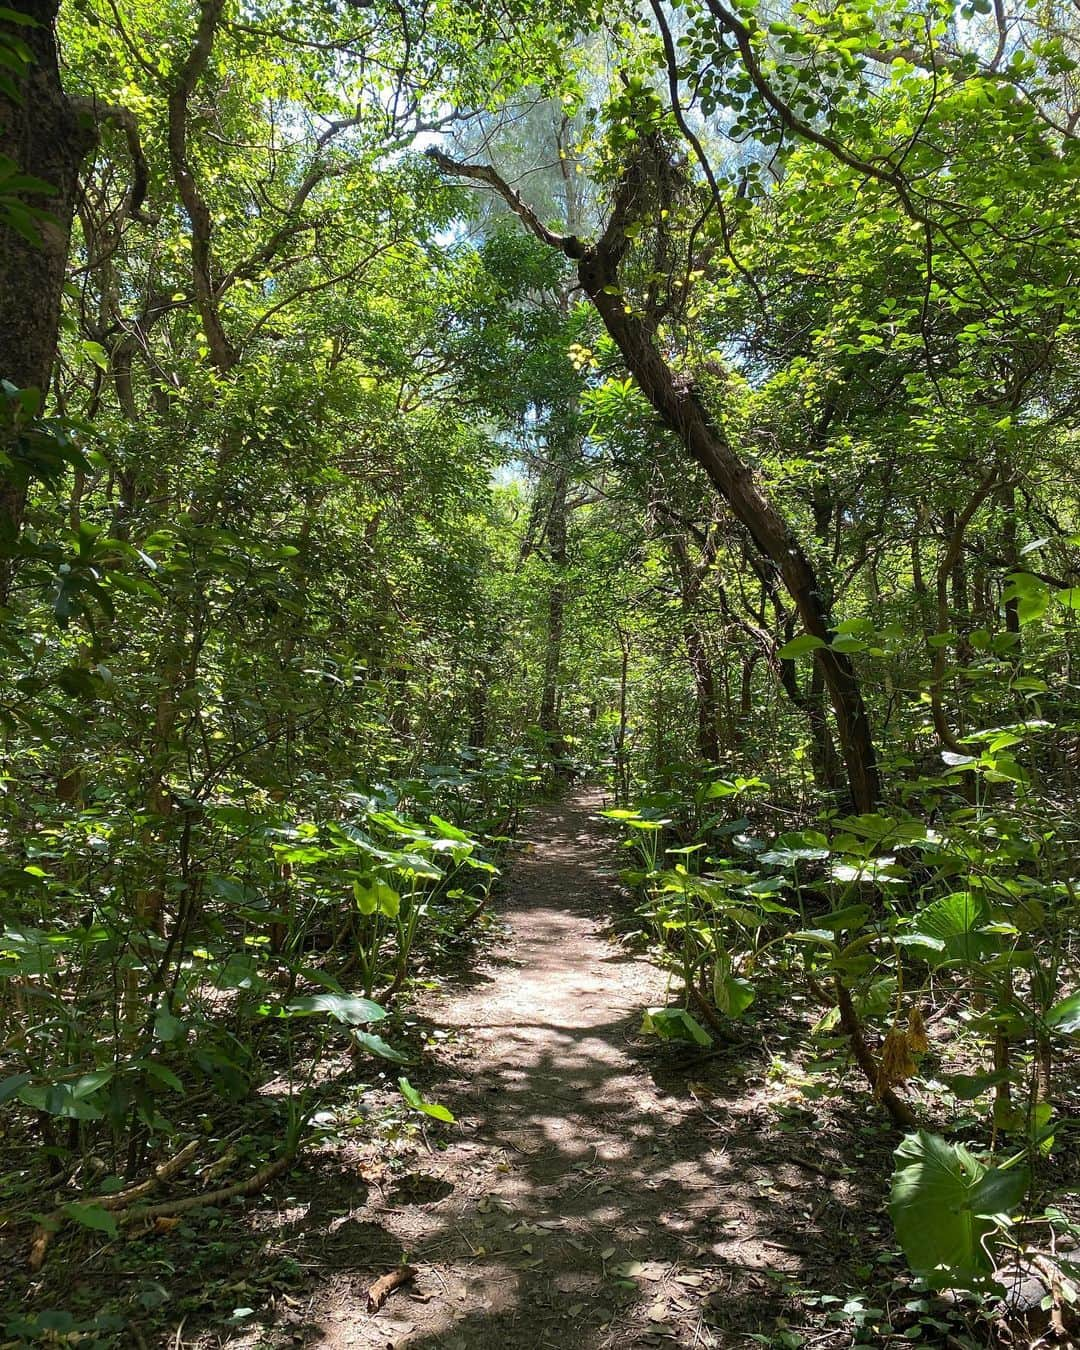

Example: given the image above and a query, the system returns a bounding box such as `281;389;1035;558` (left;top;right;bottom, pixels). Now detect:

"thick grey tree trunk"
0;1;95;561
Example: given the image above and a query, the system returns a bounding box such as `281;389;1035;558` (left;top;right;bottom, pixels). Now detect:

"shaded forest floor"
7;791;1006;1348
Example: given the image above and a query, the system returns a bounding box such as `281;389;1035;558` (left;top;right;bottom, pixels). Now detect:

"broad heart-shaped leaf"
640;1006;713;1048
944;1069;1014;1101
398;1076;455;1122
1045;991;1080;1034
377;883;400;918
353;879;378;915
815;904;870;933
351;1029;411;1064
890;1131;1028;1289
273;993;386;1025
0;1072;32;1103
428;813;473;843
907;892;993;968
713;970;755;1018
1056;587;1080;610
18;1081;104;1120
353;878;401;917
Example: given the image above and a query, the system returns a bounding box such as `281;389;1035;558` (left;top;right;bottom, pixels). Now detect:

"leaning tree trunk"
583;270;882;812
428;147;884;812
0;1;95;561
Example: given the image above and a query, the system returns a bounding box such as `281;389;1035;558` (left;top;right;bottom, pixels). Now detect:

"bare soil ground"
234;789;895;1350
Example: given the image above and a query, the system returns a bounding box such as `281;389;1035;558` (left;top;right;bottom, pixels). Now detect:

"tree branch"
72;98;156;224
423;147;587;259
167;0;238;372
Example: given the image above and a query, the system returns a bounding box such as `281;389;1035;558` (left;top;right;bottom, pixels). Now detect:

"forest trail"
278;790;872;1350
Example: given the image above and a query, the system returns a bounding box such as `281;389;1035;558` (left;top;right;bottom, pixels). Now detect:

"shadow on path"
234;789;888;1350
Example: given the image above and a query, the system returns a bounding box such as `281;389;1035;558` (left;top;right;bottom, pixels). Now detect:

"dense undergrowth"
0;740;549;1339
605;739;1080;1327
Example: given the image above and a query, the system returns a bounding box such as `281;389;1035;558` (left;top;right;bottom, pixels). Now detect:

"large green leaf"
428;814;473;843
1045;991;1080;1034
352;878;399;917
351;1029;411;1064
398;1076;455;1122
907;893;993;968
17;1071;114;1120
266;994;386;1025
640;1006;713;1047
777;633;826;658
890;1131;1028;1288
63;1202;119;1238
713;970;755;1018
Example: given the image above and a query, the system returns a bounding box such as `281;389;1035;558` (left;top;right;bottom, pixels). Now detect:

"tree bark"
0;0;96;564
538;463;567;746
662;523;722;763
166;0;237;373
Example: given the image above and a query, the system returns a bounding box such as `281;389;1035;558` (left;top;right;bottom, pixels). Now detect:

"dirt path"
273;789;875;1350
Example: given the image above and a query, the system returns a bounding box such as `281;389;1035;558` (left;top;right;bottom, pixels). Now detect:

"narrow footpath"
263;790;872;1350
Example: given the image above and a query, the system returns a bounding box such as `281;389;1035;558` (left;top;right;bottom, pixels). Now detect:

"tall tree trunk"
657;514;723;763
468;656;490;750
685;626;721;763
1000;482;1020;635
614;627;630;803
538;462;567;764
0;0;95;576
929;474;999;753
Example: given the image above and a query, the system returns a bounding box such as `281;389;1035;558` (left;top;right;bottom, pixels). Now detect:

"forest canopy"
1;0;1079;1342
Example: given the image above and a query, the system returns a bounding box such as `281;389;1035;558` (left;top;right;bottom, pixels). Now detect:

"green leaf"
144;1060;185;1092
79;340;109;371
62;1202;119;1238
153;1005;185;1043
789;928;839;949
376;882;400;918
830;634;868;653
944;1069;1013;1101
713;970;755;1017
398;1076;455;1122
18;1081;103;1119
640;1006;713;1047
908;893;992;968
0;1072;31;1102
353;879;378;915
890;1131;1027;1288
428;814;473;842
351;1029;411;1064
816;904;870;933
1045;991;1080;1034
274;993;387;1024
778;634;826;658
